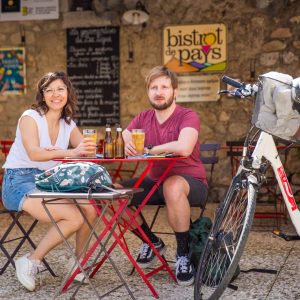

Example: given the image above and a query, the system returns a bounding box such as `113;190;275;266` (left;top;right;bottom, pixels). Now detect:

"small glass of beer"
83;129;97;157
132;129;145;155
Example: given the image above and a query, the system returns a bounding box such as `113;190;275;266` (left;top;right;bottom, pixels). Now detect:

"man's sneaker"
15;253;42;291
136;239;166;268
175;255;194;286
66;257;88;283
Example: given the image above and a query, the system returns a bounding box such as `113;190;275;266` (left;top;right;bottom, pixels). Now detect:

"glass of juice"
83;129;97;157
132;129;145;155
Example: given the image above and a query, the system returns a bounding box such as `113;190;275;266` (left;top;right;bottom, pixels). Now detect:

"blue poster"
0;47;26;95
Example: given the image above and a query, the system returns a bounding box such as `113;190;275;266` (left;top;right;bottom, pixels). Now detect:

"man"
122;65;207;286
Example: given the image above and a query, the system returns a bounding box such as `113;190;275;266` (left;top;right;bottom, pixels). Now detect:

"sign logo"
163;24;227;73
277;166;297;211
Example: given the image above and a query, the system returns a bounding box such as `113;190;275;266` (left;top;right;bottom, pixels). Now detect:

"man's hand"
124;141;138;156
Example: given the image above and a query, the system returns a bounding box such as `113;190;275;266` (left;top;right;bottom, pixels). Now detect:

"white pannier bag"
252;71;300;142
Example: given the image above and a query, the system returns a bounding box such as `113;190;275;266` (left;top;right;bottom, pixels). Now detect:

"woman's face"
43;79;68;112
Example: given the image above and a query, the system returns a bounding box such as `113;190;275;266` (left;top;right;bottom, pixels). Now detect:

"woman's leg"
22;197;84;261
73;200;98;257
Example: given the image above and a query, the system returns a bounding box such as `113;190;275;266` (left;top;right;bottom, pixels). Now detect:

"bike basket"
251;72;300;143
35;162;112;193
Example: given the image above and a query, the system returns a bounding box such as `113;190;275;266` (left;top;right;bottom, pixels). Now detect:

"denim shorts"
2;168;43;212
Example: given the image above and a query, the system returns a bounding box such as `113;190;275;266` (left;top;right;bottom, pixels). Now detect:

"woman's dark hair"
32;71;78;124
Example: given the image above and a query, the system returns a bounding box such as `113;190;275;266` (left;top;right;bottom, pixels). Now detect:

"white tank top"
4;109;76;170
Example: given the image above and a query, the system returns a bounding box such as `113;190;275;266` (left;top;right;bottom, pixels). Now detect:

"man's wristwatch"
145;144;153;154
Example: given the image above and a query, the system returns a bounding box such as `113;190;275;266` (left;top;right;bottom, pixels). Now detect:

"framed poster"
177;74;220;102
0;47;26;95
163;24;227;73
0;0;59;21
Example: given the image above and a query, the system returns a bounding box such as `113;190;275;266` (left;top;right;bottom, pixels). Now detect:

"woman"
2;71;97;291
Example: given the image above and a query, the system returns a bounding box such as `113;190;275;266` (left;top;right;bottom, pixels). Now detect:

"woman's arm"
20;116;94;161
69;126;84;148
68;126;97;157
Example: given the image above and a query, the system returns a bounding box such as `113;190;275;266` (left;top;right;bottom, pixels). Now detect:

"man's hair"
32;71;78;124
145;66;178;90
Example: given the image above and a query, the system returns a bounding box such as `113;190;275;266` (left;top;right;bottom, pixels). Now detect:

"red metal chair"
0;139;56;276
0;140;13;194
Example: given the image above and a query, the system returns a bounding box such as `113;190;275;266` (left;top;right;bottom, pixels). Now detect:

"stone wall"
1;0;300;202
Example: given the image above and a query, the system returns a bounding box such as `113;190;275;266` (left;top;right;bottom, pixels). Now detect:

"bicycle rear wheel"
194;175;257;300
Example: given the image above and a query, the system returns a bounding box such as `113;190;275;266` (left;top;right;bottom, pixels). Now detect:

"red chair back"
1;140;13;158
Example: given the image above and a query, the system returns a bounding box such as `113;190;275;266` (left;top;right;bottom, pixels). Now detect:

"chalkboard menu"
67;27;119;126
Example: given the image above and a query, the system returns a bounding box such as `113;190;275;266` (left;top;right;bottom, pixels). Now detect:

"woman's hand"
124;141;137;156
69;138;97;157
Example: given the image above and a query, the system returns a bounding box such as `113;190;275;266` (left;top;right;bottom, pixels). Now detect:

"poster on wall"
0;0;59;22
163;24;227;73
177;74;220;102
0;47;26;95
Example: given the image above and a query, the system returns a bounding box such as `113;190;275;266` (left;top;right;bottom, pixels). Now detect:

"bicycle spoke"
194;179;257;300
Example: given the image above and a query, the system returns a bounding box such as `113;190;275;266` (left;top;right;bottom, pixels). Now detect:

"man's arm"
148;127;198;157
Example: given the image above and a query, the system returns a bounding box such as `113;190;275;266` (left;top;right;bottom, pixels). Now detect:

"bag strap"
87;170;106;185
87;170;110;192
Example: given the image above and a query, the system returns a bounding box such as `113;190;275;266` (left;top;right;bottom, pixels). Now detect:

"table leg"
90;161;178;298
71;198;135;299
41;197;135;300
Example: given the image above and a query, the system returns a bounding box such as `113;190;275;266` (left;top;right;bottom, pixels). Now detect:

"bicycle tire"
194;175;257;300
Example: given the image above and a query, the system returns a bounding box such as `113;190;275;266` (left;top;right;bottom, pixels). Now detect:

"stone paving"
0;204;299;300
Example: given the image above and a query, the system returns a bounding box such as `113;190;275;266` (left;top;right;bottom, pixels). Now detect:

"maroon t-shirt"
127;105;207;185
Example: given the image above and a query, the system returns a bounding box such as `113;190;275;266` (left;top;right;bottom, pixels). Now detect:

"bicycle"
194;73;300;300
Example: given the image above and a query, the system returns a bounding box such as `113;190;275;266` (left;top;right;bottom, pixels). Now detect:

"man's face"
147;76;177;111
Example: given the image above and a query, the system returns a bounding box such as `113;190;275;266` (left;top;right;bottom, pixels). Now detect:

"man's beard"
149;92;175;111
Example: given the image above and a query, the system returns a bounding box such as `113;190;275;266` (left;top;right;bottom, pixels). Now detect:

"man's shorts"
121;174;208;207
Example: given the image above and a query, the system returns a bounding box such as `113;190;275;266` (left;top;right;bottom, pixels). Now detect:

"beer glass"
83;129;97;157
132;129;145;155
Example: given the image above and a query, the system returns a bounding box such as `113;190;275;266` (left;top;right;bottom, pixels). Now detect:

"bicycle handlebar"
220;76;257;98
222;76;244;89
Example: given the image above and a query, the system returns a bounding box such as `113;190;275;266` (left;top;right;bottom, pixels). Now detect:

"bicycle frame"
249;131;300;234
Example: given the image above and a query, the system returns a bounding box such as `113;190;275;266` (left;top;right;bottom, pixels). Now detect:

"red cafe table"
56;155;187;298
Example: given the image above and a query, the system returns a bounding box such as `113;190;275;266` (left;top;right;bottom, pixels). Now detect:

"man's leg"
119;177;167;268
163;175;207;286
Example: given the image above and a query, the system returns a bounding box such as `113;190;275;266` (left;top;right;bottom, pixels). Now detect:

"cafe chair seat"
0;139;56;276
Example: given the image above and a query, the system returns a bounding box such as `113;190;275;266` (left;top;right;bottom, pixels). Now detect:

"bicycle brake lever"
218;90;229;94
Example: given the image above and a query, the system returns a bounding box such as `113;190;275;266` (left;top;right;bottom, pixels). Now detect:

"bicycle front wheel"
194;175;257;300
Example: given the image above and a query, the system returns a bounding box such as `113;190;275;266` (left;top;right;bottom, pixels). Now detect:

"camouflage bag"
35;162;112;193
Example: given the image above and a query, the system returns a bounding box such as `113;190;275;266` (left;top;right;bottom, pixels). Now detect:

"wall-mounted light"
122;1;149;25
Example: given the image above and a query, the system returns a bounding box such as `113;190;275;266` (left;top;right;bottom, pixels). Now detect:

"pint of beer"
132;129;145;155
83;129;97;157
